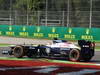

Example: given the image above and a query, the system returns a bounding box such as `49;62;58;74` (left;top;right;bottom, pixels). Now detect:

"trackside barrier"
0;25;100;41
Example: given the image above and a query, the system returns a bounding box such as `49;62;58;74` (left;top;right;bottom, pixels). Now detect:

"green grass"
0;44;12;47
0;57;33;60
95;46;100;49
95;46;100;51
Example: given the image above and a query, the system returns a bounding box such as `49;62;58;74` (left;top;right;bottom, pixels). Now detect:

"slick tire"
68;49;80;62
82;54;92;62
13;45;24;58
82;57;92;62
27;50;38;58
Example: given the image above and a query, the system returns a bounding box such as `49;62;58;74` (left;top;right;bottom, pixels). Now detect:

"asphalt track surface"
0;36;100;63
0;47;100;75
0;47;100;63
0;36;100;75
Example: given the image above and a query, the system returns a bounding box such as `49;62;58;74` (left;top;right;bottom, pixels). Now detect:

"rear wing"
78;40;95;48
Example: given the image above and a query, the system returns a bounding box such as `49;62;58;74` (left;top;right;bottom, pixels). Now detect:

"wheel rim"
13;46;24;58
69;49;80;61
14;47;22;56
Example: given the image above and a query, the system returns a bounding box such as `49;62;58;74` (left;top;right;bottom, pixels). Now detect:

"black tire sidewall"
82;55;92;62
13;46;24;58
69;49;80;61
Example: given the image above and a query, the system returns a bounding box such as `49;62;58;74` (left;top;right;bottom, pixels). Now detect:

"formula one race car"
2;39;95;62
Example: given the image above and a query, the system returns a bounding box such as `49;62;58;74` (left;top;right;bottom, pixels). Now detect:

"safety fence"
0;25;100;41
0;10;100;28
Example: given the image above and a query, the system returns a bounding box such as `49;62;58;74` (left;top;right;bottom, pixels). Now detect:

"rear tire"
27;49;38;58
13;46;24;58
83;57;92;62
81;54;92;62
68;49;80;62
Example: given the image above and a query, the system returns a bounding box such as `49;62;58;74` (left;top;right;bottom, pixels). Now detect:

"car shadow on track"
36;56;100;64
89;60;100;63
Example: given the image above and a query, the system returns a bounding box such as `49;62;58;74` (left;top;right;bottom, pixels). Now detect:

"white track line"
0;65;58;71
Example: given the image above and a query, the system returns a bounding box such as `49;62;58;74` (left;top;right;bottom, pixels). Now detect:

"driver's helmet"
53;38;58;40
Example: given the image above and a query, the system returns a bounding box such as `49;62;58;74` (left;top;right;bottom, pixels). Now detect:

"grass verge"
0;44;12;47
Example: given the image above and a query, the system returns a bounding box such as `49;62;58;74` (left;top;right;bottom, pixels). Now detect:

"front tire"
13;46;24;58
68;49;80;62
